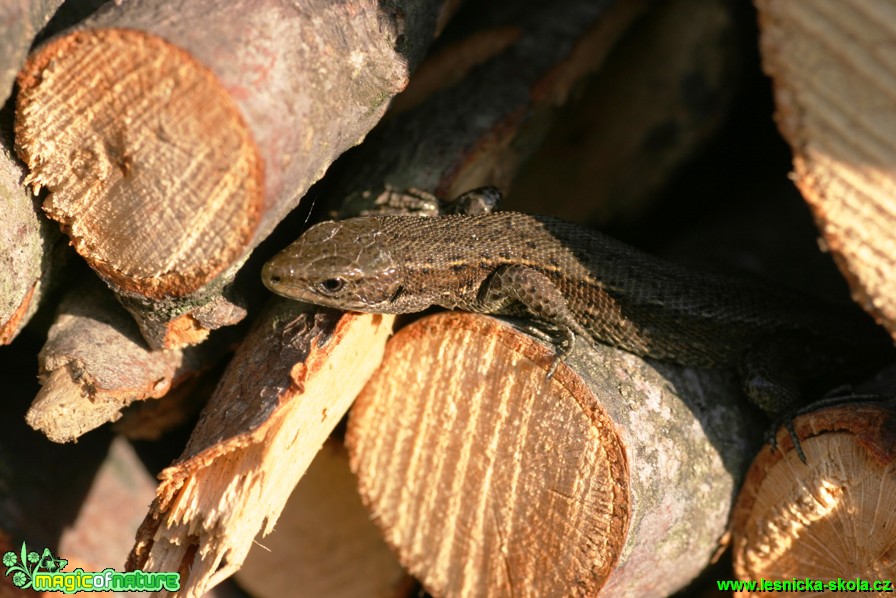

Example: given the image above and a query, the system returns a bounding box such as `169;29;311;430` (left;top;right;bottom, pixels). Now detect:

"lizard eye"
319;277;345;294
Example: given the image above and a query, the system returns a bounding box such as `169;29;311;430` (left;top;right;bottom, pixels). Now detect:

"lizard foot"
765;414;806;464
765;392;894;464
338;186;443;218
523;320;575;380
499;316;572;379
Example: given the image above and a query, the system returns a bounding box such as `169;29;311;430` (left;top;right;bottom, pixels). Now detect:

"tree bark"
0;0;63;106
755;0;896;341
347;313;763;597
26;278;229;443
15;0;445;349
0;119;66;344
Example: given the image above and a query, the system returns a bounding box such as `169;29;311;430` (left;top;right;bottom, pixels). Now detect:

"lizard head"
262;219;405;313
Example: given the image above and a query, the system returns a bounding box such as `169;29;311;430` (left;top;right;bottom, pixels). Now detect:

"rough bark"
26;278;229;443
732;397;896;588
755;0;896;340
333;0;648;210
0;118;66;345
236;440;412;598
0;0;63;106
124;0;653;593
346;313;762;597
15;0;445;349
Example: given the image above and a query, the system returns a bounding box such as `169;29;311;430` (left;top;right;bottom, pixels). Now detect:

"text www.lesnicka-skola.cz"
716;577;893;593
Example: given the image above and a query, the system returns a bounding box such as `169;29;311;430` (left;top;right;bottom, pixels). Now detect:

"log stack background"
1;0;894;597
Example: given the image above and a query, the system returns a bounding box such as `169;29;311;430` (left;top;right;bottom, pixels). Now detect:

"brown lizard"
262;189;893;457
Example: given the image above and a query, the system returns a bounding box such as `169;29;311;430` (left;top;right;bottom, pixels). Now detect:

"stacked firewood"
1;0;894;596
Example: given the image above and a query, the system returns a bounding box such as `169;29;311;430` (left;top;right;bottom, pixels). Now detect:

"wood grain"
732;400;896;586
347;312;763;597
756;0;896;339
15;0;444;348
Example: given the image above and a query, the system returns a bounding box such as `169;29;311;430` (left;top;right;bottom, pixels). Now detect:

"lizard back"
364;212;883;368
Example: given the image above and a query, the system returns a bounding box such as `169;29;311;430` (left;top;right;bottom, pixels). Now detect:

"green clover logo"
3;542;67;589
11;571;26;587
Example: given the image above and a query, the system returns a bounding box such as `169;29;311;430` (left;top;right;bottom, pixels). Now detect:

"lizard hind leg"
478;264;587;377
739;333;858;463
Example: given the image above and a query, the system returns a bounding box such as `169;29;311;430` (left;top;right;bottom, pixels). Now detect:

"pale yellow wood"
347;313;630;597
237;441;409;598
136;312;395;598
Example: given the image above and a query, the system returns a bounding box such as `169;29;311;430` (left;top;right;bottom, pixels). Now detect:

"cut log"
0;0;63;106
347;312;763;597
731;399;896;587
236;440;412;598
508;0;739;224
127;305;394;597
15;0;445;349
755;0;896;340
334;0;649;210
26;278;229;443
126;1;650;593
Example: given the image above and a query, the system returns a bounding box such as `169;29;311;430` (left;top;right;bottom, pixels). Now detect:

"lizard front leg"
340;186;504;218
477;264;588;376
444;186;503;215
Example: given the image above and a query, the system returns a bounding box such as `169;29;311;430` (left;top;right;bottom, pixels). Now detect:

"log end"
756;0;896;340
346;312;629;597
15;28;263;299
26;365;125;443
732;401;896;583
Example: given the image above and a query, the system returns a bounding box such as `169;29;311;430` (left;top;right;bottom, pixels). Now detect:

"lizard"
261;188;893;458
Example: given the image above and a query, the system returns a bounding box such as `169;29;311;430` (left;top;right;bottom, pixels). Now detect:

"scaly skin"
262;210;891;428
